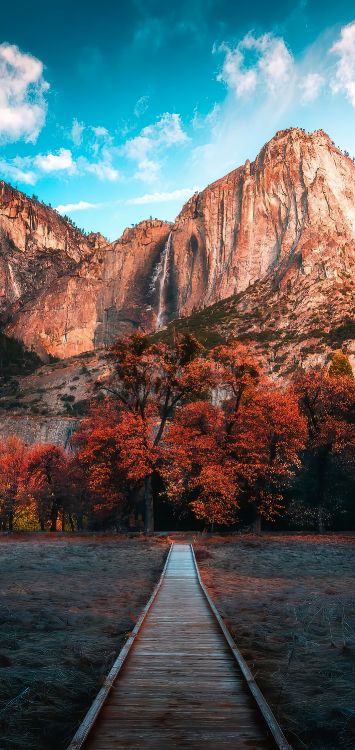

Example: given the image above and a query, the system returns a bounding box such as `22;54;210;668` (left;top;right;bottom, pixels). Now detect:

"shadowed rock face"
1;127;354;359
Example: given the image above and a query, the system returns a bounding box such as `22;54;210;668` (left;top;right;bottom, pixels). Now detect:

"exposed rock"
0;127;354;373
169;128;355;316
0;415;78;447
5;219;170;357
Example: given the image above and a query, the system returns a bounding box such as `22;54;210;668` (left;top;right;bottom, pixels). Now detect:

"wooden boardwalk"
69;544;290;750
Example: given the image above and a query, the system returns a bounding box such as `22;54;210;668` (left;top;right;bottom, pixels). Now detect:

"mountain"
0;127;354;374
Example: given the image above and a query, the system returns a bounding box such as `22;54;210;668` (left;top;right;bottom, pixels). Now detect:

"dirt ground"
194;534;355;750
0;535;168;750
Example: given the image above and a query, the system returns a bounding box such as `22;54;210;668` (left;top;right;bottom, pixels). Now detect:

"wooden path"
68;544;291;750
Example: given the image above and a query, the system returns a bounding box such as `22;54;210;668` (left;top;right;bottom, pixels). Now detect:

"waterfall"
150;231;172;330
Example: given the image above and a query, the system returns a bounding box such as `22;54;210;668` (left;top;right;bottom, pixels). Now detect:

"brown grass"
0;535;168;750
194;534;355;750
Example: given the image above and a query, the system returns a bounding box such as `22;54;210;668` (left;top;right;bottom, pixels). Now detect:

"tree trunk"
50;506;58;532
68;513;75;531
252;510;262;535
61;512;66;532
316;449;328;534
144;474;154;533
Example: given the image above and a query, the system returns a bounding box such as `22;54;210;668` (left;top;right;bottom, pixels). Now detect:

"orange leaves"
162;401;238;526
0;437;27;530
294;368;355;457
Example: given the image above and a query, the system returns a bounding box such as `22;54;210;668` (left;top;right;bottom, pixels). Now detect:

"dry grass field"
194;534;355;750
0;535;167;750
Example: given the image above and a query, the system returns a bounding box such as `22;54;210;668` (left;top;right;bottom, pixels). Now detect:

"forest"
0;333;354;535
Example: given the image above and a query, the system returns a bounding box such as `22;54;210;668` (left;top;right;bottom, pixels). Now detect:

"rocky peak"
0;128;354;366
168;127;355;317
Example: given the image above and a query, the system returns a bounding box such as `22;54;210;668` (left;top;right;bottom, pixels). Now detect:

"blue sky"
1;0;355;240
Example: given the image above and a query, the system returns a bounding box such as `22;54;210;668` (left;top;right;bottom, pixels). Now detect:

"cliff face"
169;128;355;316
2;204;170;356
0;127;354;362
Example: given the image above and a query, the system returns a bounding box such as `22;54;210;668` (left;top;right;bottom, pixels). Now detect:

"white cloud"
330;22;355;106
143;112;188;147
34;148;76;173
91;125;109;137
299;72;324;103
126;186;200;205
0;43;49;143
56;200;99;213
216;33;294;97
123;112;188;183
192;103;221;130
133;158;160;183
0;158;37;185
71;118;85;146
84;159;119;181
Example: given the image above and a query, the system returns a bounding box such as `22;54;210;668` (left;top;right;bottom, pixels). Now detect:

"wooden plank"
66;543;173;750
67;543;291;750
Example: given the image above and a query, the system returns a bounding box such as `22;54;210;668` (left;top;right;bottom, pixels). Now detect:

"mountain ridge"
0;126;354;370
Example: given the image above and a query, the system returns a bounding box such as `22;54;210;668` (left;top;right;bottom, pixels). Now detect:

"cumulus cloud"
56;200;99;213
34;148;76;173
216;33;294;97
123;112;188;183
330;21;355;106
126;186;199;205
0;43;49;143
299;72;324;103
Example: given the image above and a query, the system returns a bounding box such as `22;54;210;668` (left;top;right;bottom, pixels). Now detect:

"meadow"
0;536;167;750
195;534;355;750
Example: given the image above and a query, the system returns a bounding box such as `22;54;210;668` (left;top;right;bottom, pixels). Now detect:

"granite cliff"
0;127;354;372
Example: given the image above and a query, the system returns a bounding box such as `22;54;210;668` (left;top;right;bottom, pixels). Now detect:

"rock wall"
0;415;78;447
169;128;355;317
1;128;355;359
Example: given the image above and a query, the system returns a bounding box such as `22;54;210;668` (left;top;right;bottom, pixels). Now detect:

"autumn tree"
0;437;27;531
295;366;355;532
100;331;215;531
73;399;152;529
226;385;307;532
162;342;306;532
22;444;68;531
162;401;237;528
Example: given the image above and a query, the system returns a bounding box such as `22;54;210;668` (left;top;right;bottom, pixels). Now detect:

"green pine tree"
328;350;354;379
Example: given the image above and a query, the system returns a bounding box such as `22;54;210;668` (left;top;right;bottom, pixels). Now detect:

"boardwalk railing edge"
190;544;293;750
66;542;174;750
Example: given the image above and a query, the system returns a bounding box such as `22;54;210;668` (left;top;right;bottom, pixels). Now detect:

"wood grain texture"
76;544;280;749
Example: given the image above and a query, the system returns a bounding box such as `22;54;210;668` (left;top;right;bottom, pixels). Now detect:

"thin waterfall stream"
150;231;172;330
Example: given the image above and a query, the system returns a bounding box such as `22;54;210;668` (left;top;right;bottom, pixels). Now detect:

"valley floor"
0;536;167;750
195;534;355;750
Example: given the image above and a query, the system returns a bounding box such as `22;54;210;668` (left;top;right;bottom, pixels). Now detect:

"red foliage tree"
162;401;237;528
0;437;27;531
227;385;307;531
294;366;355;531
100;331;215;530
73;399;153;529
22;444;68;531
